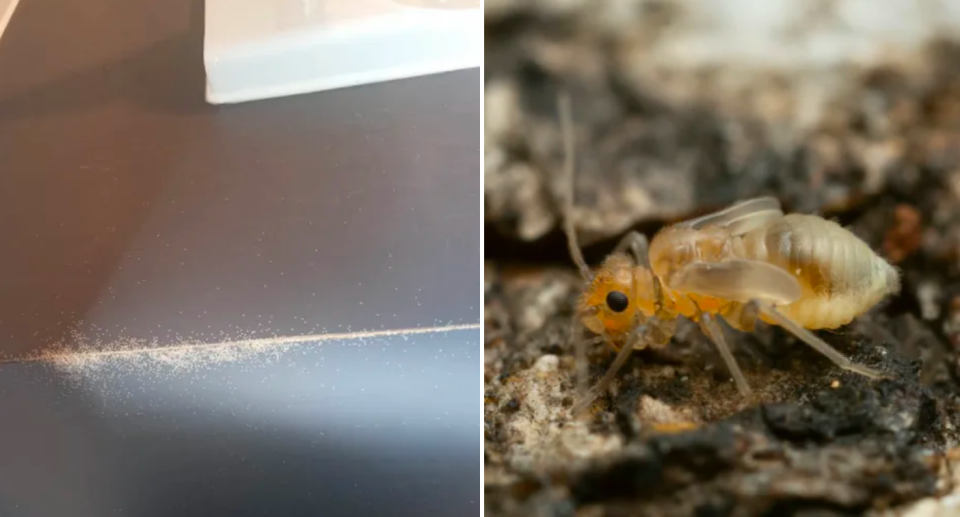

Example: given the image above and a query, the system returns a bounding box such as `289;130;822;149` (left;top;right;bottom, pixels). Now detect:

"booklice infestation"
556;93;902;415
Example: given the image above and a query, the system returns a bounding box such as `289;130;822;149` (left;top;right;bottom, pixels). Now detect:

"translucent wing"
668;259;801;305
678;197;783;235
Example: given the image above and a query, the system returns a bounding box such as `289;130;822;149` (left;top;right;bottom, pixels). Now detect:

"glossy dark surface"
0;328;481;517
0;0;481;360
0;0;481;515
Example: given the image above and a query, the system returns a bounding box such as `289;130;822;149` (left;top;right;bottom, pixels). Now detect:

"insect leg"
572;318;606;396
720;301;760;332
570;334;637;416
642;315;675;349
757;303;891;380
570;318;675;416
698;312;753;397
612;231;651;267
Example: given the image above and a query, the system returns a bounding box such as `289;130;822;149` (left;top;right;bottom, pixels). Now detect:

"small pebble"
534;354;559;373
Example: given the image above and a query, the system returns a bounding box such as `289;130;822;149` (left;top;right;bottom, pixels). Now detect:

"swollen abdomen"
741;214;900;329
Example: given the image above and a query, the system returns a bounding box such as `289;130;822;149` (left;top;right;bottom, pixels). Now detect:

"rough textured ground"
485;2;960;516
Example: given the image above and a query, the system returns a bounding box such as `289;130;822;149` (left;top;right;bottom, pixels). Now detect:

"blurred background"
485;1;960;516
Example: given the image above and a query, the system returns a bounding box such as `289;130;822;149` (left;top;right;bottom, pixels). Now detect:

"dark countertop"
0;1;481;516
0;0;481;359
0;328;481;517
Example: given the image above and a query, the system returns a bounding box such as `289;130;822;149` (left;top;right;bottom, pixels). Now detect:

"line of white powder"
1;323;481;367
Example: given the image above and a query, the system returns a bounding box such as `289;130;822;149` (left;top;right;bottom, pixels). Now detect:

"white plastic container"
203;0;482;104
0;0;20;42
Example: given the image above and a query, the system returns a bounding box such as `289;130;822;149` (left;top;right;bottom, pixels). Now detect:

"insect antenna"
558;91;597;404
558;91;591;282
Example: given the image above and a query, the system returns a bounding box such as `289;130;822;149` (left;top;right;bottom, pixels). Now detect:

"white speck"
534;354;559;373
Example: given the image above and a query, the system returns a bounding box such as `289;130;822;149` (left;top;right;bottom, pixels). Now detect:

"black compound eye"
605;291;629;313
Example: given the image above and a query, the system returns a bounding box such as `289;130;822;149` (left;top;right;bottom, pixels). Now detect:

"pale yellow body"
649;213;900;331
739;214;899;329
578;200;900;352
558;93;897;411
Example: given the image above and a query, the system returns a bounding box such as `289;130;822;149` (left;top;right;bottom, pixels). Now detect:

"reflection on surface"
0;0;481;359
0;328;481;517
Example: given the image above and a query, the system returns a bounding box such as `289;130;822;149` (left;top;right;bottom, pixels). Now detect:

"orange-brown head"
577;253;660;341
